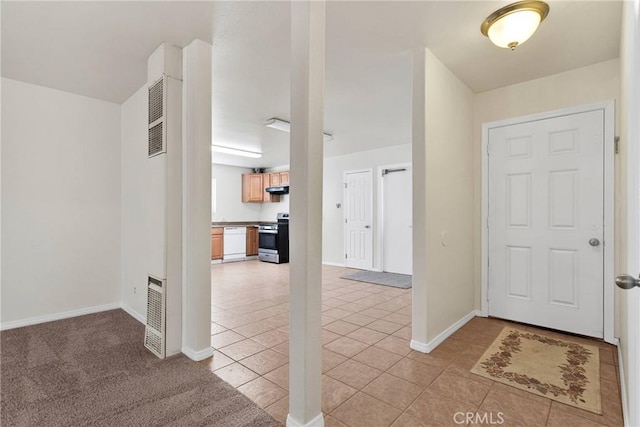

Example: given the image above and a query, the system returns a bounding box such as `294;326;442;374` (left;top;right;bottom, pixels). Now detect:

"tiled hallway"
201;261;623;426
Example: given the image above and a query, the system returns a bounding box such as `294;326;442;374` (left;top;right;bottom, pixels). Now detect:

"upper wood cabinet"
279;172;290;186
241;171;288;203
262;175;281;203
242;173;264;203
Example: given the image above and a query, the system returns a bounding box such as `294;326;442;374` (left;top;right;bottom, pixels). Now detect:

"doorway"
377;163;412;275
481;102;615;341
343;169;373;270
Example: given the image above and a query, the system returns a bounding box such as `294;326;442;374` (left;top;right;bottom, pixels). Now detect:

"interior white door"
488;110;604;338
344;170;373;270
619;2;640;422
382;164;412;275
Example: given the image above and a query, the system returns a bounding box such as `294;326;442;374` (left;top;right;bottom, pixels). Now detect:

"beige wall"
472;58;621;310
412;49;475;345
425;51;476;340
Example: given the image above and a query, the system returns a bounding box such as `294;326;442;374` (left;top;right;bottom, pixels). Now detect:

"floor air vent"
144;276;166;359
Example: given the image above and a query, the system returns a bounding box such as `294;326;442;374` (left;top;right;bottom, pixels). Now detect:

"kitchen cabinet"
246;226;259;256
279;171;289;186
242;174;264;203
263;173;281;203
211;227;224;260
241;171;288;203
263;175;274;203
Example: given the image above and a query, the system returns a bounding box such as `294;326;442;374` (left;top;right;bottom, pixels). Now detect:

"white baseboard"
410;310;480;353
120;302;146;324
0;302;121;331
616;339;629;427
322;261;345;268
286;413;325;427
182;346;215;362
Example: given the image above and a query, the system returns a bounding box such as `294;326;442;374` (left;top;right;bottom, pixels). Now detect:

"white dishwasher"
223;227;247;261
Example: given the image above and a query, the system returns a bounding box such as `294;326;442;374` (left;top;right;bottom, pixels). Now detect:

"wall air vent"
148;77;166;158
144;275;166;359
148;78;164;124
148;122;164;157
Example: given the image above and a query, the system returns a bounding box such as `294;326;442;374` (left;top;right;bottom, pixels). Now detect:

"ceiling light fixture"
265;118;334;142
481;1;549;50
211;145;262;158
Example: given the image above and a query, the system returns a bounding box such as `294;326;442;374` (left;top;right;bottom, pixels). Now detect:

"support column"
181;39;213;361
288;1;325;427
411;48;429;349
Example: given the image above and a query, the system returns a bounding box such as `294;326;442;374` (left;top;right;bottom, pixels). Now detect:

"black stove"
258;213;289;264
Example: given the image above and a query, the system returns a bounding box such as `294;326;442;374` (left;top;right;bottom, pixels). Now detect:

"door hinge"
486;144;490;156
345;218;348;224
615;136;620;154
344;183;347;188
486;217;489;229
345;253;348;259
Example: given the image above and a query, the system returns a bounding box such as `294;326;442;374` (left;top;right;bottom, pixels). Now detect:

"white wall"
1;78;121;326
120;84;152;321
260;165;290;221
211;164;262;222
211;164;290;223
260;193;290;221
412;49;475;345
472;59;621;310
322;144;412;266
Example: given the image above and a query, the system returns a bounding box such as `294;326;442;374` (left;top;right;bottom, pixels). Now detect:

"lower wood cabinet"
211;227;223;260
246;226;259;256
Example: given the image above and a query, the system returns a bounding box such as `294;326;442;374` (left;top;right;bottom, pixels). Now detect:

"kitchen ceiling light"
211;145;262;158
265;118;334;142
481;1;549;50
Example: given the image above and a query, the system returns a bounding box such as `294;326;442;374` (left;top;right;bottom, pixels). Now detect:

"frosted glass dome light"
481;1;550;50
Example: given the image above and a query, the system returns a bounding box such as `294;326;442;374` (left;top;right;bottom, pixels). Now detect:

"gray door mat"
340;270;412;289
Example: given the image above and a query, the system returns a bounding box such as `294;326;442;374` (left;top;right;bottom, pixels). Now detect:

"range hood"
265;185;289;195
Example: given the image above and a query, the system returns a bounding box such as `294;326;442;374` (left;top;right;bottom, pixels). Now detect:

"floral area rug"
471;327;601;414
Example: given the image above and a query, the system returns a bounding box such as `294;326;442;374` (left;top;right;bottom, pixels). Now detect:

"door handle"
364;225;371;229
589;238;600;247
615;274;640;289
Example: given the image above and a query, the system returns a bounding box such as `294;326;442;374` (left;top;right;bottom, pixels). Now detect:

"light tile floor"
200;260;623;427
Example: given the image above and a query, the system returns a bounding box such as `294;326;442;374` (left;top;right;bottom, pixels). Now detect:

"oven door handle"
259;230;278;234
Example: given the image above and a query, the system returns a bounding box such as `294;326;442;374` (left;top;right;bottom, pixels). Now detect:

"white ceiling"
2;1;622;168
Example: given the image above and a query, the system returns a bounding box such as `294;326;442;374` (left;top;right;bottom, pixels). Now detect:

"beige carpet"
471;327;601;414
1;309;280;426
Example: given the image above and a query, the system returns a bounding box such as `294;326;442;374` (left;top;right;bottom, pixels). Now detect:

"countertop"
211;221;273;227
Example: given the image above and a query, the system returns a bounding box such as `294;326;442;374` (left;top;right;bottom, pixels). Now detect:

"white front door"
488;109;605;338
344;170;373;270
381;164;412;275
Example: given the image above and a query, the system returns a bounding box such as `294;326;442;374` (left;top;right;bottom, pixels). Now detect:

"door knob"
589;238;600;247
615;274;640;289
364;225;371;229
